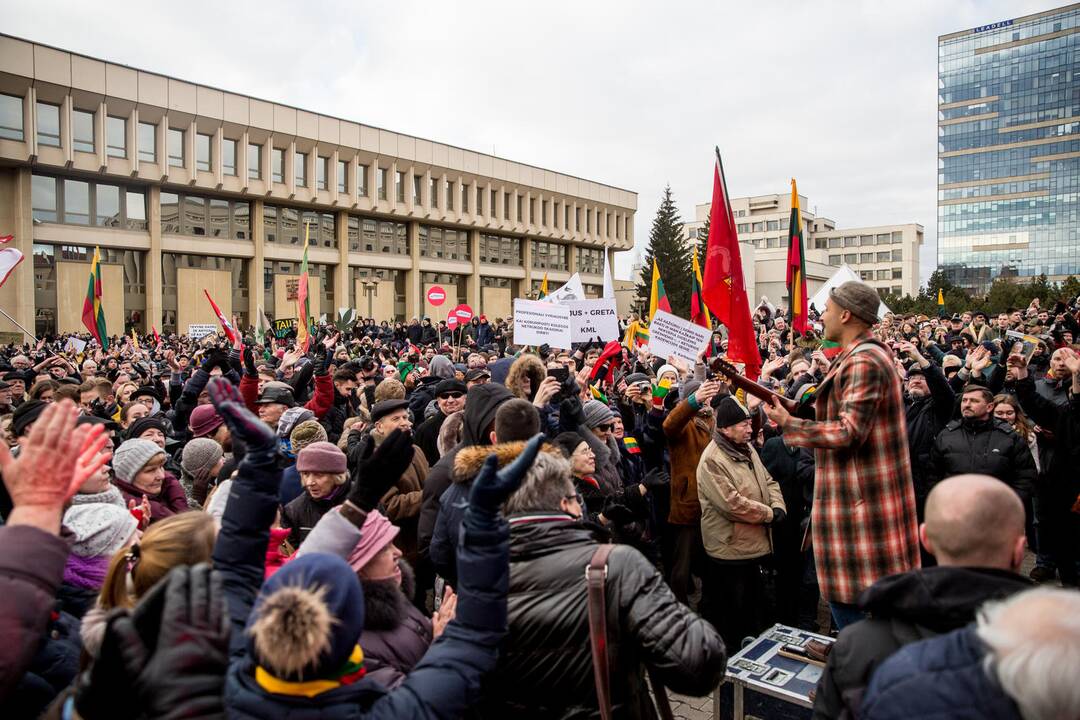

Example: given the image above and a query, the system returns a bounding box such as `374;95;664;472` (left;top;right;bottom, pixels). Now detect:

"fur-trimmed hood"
505;353;547;401
452;440;563;484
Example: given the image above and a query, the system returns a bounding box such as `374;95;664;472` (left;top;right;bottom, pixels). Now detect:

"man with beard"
897;340;954;520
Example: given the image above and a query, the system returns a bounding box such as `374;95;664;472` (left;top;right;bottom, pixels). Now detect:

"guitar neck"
710;359;798;413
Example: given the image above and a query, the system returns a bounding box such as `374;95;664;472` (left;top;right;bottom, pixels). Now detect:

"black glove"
467;433;544;522
200;349;227;374
242;345;258;377
560;397;586;427
75;564;229;720
771;507;787;526
643;468;670;489
601;501;635;526
348;429;415;511
207;377;276;462
313;343;328;376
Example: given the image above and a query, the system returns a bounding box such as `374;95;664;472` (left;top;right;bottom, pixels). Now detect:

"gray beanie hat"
181;438;224;486
829;281;880;325
582;400;616;429
63;503;138;557
277;406;315;439
112;439;167;483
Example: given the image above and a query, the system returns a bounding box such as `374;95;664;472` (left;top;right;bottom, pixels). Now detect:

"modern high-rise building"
683;194;923;305
0;34;636;340
938;3;1080;292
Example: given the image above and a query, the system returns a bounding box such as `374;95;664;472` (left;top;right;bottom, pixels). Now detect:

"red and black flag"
786;178;809;335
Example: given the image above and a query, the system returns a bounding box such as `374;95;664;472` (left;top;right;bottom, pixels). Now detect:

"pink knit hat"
346;510;400;572
296;441;347;474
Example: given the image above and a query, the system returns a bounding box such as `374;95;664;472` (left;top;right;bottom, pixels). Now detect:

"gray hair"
504;452;574;515
976;587;1080;720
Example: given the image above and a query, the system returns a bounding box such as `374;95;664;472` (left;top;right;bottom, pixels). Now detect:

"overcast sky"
1;0;1056;286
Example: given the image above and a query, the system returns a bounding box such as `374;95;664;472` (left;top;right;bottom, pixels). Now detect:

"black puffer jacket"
280;483;350;548
902;363;954;510
812;566;1030;720
928;417;1037;502
475;517;726;720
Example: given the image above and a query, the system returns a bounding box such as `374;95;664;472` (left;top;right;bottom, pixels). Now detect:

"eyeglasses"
595;423;614;432
563;492;584;505
438;392;465;400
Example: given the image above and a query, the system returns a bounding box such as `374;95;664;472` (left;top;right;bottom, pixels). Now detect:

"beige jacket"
696;437;785;561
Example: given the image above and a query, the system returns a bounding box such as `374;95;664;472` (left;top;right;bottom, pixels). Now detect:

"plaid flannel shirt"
782;332;920;603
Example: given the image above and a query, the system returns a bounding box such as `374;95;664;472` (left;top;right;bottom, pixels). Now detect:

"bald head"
922;474;1026;569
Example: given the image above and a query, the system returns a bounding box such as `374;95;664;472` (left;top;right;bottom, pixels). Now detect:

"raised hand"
348;429;415;511
694;380;720;407
468;433;544;518
206;377;275;454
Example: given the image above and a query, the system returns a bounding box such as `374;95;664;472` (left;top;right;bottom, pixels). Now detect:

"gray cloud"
2;0;1053;287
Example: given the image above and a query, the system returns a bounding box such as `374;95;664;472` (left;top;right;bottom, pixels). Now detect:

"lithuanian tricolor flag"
623;436;640;455
296;222;312;352
648;259;671;322
623;320;649;349
691;247;711;330
81;247;108;349
588;384;608;404
820;339;843;359
786;179;809;335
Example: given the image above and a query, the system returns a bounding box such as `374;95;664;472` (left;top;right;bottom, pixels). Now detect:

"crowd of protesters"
0;282;1078;719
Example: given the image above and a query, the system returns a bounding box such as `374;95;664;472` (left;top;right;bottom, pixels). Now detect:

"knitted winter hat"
189;404;224;438
656;364;680;384
126;416;167;442
112;439;167;483
715;396;750;428
290;420;328;454
296;441;347;474
63;503;138;558
277;407;315;439
582;400;615;429
345;510;400;572
181;438;224;486
553;431;587;459
248;553;365;681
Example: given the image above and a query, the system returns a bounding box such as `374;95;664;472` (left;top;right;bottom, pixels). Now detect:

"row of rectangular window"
31;175;146;229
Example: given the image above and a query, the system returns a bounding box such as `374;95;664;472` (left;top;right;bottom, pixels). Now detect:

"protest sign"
454;304;474;322
447;315;459;330
543;273;585;304
273;318;297;338
188;324;217;340
566;298;619;343
64;336;87;354
512;299;572;348
426;286;446;307
647;309;712;366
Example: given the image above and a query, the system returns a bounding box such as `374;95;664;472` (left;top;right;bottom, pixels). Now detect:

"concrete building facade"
938;3;1080;292
0;35;636;339
683;193;923;306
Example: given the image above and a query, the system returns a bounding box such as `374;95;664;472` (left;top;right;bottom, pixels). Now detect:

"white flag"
0;248;23;289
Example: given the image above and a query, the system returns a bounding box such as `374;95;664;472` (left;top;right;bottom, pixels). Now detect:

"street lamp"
362;280;378;319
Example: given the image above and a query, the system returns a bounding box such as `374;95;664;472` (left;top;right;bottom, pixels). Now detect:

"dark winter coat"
1016;374;1080;507
860;625;1021;720
321;389;360;445
476;321;495;348
407;323;423;345
359;563;433;690
928;417;1037;502
281;482;350;548
215;433;509;720
902;363;955;508
0;525;70;702
414;408;448;467
474;517;726;720
812;566;1030;720
407;376;440;420
114;472;190;525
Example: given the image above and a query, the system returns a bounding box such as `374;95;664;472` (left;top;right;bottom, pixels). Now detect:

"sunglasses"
438;391;465;400
595;423;614;432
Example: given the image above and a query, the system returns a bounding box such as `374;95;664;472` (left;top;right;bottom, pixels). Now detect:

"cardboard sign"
188;324;217;340
566;298;619;343
64;336;87;354
273;318;297;338
512;299;572;348
542;273;585;304
647;310;712;366
427;286;447;307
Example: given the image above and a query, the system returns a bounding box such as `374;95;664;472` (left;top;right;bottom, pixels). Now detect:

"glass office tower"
938;4;1080;292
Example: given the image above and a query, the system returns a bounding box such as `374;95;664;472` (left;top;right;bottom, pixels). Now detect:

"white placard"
647;309;712;366
64;336;87;354
188;324;217;340
512;299;572;348
566;298;619;343
543;273;585;304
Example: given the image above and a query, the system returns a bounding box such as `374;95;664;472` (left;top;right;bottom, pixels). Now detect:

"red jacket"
239;372;334;419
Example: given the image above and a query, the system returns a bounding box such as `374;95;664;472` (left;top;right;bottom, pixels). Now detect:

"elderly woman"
281;440;350;548
111;438;189;525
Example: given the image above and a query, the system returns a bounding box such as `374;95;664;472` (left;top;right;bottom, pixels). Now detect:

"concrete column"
335;209;348;313
467;229;481;311
95;99;107;171
568;243;578;276
146;185;163;333
405;220;420;318
249;198;265;318
0;168;35;340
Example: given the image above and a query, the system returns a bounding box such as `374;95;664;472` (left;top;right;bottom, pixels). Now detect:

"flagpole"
0;307;37;342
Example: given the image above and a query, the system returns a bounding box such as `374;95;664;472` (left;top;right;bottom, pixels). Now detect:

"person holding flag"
296;222;313;352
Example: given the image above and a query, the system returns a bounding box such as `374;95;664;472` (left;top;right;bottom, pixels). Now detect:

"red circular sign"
446;315;459;330
426;286;446;307
454;304;474;322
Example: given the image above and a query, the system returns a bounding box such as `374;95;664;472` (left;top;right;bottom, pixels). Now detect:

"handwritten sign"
647;310;711;366
566;298;619;343
188;324;217;340
273;318;297;338
512;299;572;348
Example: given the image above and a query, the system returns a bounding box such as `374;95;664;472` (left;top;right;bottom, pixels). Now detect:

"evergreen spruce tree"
636;185;692;317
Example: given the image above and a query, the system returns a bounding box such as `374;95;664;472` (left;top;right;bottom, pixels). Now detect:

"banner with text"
512;299;572;348
565;298;619;343
647;309;712;366
188;324;217;340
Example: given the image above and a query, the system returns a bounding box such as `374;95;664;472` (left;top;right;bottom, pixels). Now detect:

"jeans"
829;601;866;631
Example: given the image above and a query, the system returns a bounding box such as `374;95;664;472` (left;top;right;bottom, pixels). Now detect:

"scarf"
63;552;111;590
713;430;753;462
255;645;366;698
70;485;126;509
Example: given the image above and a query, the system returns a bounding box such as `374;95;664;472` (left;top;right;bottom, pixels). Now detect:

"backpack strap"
587;544;616;720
